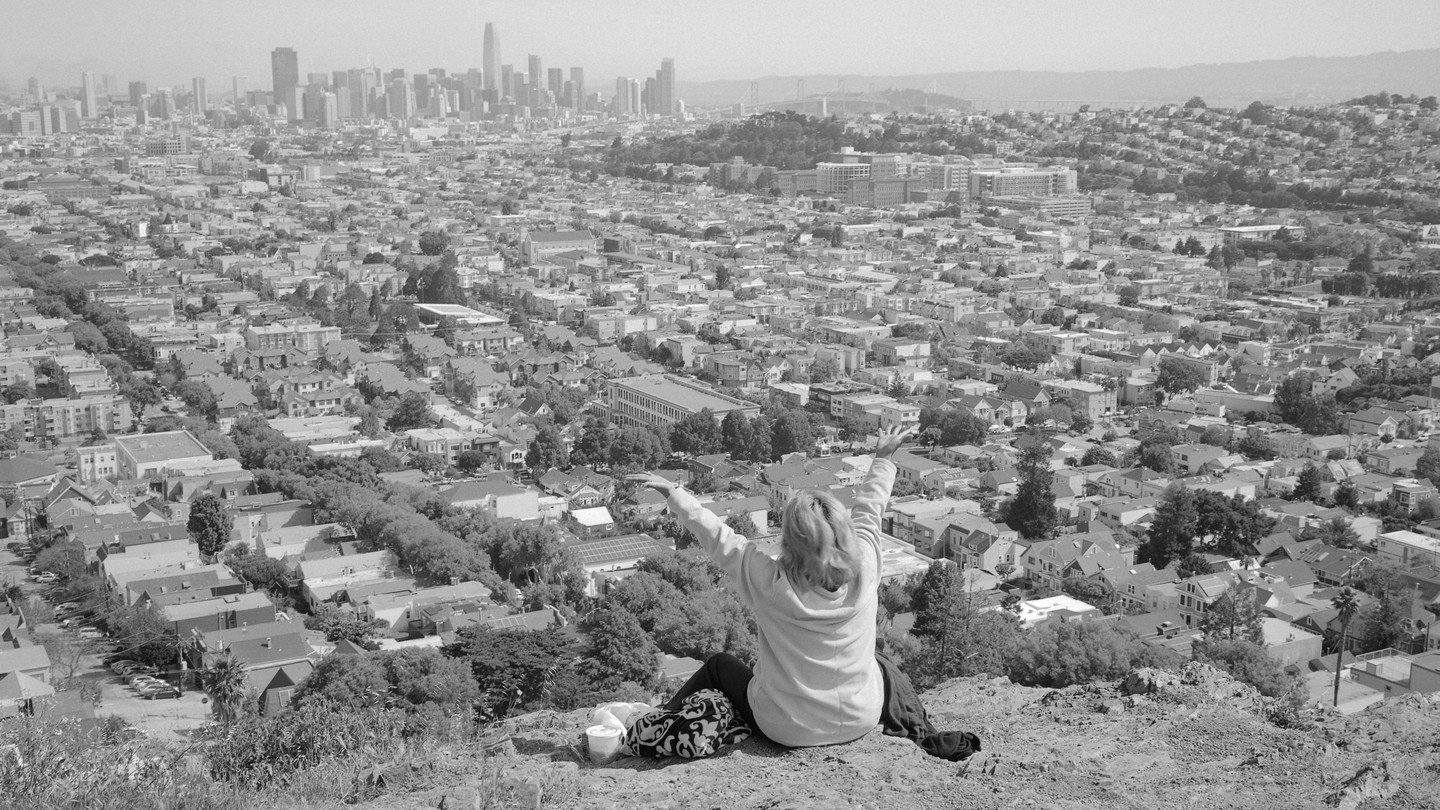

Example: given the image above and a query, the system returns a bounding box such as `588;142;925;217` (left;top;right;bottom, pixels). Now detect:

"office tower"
157;88;176;120
614;77;633;115
527;54;543;89
232;76;246;109
482;23;500;91
569;67;585;112
346;69;369;118
547;68;564;98
26;77;43;101
129;81;148;107
627;79;642;116
658;57;676;116
643;77;657;115
271;47;300;121
192;77;207;112
388;80;416;119
81;72;99;118
500;65;514;99
319;92;339;128
102;74;118;95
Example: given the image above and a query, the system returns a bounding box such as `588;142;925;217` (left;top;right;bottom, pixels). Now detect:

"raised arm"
626;473;773;605
851;426;912;549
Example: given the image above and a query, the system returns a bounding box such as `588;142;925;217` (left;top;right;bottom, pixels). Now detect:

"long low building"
605;374;759;430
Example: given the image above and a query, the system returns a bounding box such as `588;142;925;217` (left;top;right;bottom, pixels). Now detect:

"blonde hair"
779;489;860;593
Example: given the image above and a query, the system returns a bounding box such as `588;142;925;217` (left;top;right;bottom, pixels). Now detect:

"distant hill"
678;49;1440;111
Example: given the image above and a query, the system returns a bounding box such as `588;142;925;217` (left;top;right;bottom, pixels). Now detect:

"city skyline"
4;0;1440;93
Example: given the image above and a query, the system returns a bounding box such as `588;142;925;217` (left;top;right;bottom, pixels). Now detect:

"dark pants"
664;652;760;735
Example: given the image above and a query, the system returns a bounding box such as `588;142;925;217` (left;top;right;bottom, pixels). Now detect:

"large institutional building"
605;375;759;431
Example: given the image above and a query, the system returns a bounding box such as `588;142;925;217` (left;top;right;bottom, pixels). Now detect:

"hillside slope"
355;663;1440;810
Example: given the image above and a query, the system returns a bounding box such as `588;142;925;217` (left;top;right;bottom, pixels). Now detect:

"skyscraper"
80;72;99;119
482;23;500;91
547;68;564;98
129;81;148;108
271;47;299;120
569;67;585;112
192;77;208;113
232;76;247;110
656;58;676;116
527;55;543;93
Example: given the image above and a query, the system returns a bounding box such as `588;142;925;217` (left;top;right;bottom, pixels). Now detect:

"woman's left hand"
626;473;680;498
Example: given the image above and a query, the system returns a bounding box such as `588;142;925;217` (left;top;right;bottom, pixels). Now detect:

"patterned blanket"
621;689;751;759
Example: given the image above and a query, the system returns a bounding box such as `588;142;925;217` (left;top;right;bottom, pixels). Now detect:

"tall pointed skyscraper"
482;23;500;91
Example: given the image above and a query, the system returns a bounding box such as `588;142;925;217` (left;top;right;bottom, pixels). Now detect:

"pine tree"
1199;589;1264;644
1291;463;1322;502
1145;484;1198;569
187;492;232;558
1008;435;1057;540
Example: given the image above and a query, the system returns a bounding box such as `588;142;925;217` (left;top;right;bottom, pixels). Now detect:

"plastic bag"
591;701;653;733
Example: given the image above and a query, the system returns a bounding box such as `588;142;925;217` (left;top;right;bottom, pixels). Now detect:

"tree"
720;410;755;460
1144;484;1198;569
580;606;660;690
1291;463;1322;502
1007;435;1057;540
444;625;574;718
608;425;667;470
417;231;450;256
909;561;1018;687
174;379;218;421
1417;446;1440;489
810;357;841;383
385;392;435;432
669;408;723;456
1175;552;1211;581
1333;480;1360;509
1193;638;1294;698
1080;447;1116;467
1154;356;1207;396
362;251;388;264
187;493;231;558
1007;621;1162;688
725;512;759;537
304;604;382;650
568;416;611;468
421;262;463;306
1184;96;1207;109
1193;490;1274;559
1359;576;1408;653
770;410;814;458
1331;588;1360;706
1199;590;1264;644
224;546;292;598
204;653;251;725
1118;285;1140;307
526;422;569;474
1348;249;1374;276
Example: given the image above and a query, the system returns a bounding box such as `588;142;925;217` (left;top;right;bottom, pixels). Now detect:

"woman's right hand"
626;473;680;498
874;426;914;460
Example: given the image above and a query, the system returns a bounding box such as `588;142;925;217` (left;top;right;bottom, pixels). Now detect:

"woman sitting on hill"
627;425;911;748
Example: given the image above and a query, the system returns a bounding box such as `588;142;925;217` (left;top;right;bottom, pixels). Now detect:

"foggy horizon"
5;0;1440;94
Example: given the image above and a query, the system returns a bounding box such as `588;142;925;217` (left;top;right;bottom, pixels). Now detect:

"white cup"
586;724;624;765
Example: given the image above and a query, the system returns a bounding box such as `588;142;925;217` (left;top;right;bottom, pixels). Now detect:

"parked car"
143;685;181;700
77;628;106;641
110;660;140;675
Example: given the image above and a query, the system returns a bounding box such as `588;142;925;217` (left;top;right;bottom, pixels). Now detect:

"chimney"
263;637;271;648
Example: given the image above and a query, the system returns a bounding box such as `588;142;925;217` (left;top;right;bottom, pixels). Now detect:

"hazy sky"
6;0;1440;92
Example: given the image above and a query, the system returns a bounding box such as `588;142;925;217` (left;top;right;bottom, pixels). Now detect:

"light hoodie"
665;457;896;747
